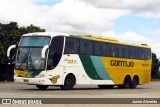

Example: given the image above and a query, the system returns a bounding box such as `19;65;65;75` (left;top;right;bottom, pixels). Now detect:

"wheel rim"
133;78;137;85
65;78;72;87
61;75;75;90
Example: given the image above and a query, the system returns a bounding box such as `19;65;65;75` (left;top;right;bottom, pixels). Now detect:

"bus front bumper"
14;76;47;85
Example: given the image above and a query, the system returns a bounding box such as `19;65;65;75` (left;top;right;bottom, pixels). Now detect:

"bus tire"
98;85;114;89
130;76;139;89
36;85;49;90
118;75;131;89
60;74;75;90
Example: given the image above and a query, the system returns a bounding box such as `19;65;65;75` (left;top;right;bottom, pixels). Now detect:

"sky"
0;0;160;58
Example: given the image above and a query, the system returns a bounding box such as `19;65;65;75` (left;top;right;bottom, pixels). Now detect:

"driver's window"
47;36;64;70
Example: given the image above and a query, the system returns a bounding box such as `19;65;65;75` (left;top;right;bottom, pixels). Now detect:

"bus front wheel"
36;85;49;90
60;74;75;90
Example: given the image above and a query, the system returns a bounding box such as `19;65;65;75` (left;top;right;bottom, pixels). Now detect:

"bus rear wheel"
130;76;139;89
60;74;75;90
98;85;114;89
118;75;131;89
36;85;49;90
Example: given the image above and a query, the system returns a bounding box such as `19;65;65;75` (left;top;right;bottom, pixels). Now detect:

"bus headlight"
35;74;45;78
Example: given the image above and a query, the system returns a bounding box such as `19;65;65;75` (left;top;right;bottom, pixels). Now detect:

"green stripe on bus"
79;55;102;80
90;56;111;80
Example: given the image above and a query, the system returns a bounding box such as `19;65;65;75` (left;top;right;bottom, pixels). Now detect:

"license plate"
24;79;29;82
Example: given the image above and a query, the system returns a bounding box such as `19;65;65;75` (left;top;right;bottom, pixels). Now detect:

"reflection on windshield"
15;48;46;70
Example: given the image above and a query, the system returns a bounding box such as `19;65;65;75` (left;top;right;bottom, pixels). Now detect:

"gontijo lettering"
110;60;134;67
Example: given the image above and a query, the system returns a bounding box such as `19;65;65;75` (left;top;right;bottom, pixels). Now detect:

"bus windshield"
15;36;51;70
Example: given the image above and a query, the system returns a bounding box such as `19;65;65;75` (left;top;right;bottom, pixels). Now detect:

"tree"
151;53;160;78
0;22;45;64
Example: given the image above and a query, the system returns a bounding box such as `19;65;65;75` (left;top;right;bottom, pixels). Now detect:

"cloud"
0;0;50;26
54;1;115;31
102;31;147;43
44;0;128;33
0;0;128;33
81;0;160;18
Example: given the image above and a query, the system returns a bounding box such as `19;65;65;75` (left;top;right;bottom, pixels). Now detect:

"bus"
7;32;152;90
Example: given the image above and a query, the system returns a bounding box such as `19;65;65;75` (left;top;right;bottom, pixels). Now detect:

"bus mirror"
41;45;49;58
7;45;16;58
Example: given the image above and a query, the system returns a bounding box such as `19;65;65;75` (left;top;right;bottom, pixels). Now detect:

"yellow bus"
7;32;151;90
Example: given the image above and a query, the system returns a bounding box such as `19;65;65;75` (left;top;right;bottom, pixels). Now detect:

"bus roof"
77;34;118;42
22;32;69;38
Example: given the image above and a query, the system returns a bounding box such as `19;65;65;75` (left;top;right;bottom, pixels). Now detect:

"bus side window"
80;40;93;55
107;44;118;57
144;48;151;60
112;45;119;57
94;42;106;56
119;45;128;58
132;47;138;59
64;38;79;54
128;46;133;59
100;43;106;56
107;44;112;57
139;48;145;60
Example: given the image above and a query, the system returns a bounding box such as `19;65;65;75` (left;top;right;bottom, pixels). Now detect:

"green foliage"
152;53;160;78
0;22;45;64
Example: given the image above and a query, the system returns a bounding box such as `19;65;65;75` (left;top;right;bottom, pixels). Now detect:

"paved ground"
0;81;160;107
